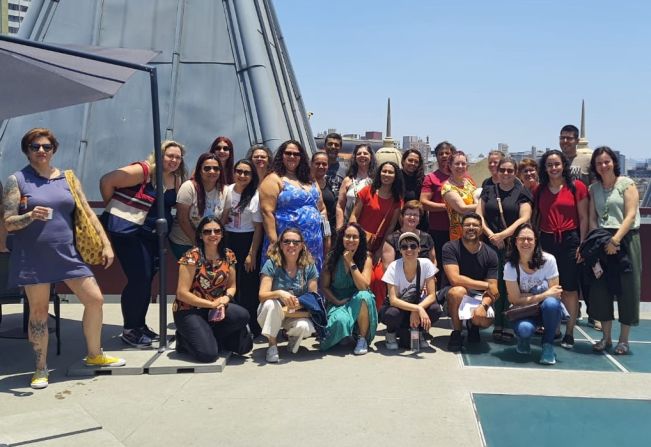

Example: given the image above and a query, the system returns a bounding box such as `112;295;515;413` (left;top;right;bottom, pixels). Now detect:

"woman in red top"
535;150;588;350
349;161;404;258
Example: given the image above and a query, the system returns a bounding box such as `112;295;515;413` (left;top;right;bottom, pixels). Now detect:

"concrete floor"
1;301;650;447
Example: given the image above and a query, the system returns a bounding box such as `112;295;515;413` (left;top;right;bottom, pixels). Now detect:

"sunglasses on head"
28;143;54;152
202;165;221;173
202;228;222;236
400;242;418;251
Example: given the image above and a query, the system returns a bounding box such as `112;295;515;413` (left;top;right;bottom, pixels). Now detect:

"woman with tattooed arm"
3;128;125;390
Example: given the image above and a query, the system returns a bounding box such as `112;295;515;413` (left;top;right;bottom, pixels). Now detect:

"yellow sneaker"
30;369;49;389
84;352;126;367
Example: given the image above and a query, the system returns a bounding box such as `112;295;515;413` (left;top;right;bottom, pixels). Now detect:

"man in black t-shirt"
438;213;499;351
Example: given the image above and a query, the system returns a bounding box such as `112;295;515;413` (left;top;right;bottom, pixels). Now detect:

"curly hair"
192;153;225;216
209;136;234;184
536;150;576;203
325;223;368;274
506;223;546;271
402;149;424;186
271;140;312;184
195;216;227;260
590;146;621;182
370;161;404;202
266;227;314;269
246;144;273;177
345;144;376;178
433;140;456;156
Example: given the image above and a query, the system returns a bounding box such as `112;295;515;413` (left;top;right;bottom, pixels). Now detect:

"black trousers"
429;229;450;285
111;231;159;330
225;230;261;336
173;304;250;363
380;303;442;341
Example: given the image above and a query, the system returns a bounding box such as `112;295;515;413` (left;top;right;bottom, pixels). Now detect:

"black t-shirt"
320;178;337;233
479;182;532;234
441;240;498;292
386;229;435;260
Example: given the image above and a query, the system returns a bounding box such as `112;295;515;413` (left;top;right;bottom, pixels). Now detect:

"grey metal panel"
180;0;234;63
1;0;316;198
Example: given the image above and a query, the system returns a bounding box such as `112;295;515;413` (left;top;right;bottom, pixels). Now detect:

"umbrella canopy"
0;40;157;121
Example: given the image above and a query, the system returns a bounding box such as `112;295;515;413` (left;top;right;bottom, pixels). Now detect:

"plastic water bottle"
410;328;420;352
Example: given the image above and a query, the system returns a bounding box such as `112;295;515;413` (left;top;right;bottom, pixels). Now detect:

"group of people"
1;125;642;389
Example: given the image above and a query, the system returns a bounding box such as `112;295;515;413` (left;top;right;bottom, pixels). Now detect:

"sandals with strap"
592;338;612;352
613;341;630;355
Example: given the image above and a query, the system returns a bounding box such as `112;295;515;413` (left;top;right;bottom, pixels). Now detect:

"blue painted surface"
474;394;651;447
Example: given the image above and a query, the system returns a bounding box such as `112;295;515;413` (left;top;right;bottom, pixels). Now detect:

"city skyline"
274;0;651;160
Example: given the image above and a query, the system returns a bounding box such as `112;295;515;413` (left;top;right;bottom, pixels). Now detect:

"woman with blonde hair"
258;227;318;363
100;140;186;348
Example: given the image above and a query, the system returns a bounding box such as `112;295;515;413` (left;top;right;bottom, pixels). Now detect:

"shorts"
539;230;580;292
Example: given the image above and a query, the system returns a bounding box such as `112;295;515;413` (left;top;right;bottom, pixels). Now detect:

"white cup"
45;208;53;220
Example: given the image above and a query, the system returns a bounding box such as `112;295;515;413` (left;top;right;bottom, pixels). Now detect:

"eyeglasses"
499;168;515;174
404;213;420;219
215;146;230;152
202;165;221;173
400;243;418;251
516;236;535;243
522;169;536;174
202;228;222;236
284;151;301;158
343;234;359;240
313;162;328;168
235;168;251;177
282;239;302;246
559;136;575;141
28;143;54;152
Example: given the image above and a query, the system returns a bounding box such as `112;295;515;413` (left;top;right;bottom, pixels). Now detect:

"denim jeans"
513;297;562;345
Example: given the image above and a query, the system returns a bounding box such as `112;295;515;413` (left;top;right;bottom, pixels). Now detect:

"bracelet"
350;263;358;271
610;239;620;247
225;293;234;301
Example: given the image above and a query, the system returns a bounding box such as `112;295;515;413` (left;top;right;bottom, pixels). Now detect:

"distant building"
510;146;546;163
5;0;31;34
403;135;431;163
365;131;382;140
497;143;509;153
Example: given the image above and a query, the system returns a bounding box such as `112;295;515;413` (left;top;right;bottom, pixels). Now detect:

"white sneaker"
287;334;303;354
266;345;279;363
385;332;399;350
353;336;368;355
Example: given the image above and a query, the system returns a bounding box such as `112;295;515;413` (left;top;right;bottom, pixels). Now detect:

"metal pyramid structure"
0;0;315;200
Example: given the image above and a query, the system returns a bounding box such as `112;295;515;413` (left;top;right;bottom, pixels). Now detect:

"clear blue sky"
274;0;650;161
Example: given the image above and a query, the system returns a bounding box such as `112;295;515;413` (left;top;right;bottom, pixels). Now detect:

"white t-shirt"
503;252;559;293
382;258;438;298
169;180;225;246
223;184;263;233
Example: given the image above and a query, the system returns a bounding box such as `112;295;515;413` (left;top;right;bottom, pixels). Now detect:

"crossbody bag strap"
375;201;395;236
495;184;508;230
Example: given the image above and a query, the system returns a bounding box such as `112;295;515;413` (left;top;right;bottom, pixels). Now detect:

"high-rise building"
6;0;31;34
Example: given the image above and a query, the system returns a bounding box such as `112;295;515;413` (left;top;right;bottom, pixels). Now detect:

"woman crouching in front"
173;217;252;362
320;223;377;355
258;227;318;363
503;223;563;365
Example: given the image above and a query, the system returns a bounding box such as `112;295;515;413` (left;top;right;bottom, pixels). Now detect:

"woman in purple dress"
3;128;125;390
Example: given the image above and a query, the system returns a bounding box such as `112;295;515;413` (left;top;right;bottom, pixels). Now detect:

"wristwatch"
350;263;358;271
225;293;234;301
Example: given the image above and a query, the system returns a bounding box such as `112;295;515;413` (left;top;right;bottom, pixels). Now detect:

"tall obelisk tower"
577;99;592;156
375;97;403;167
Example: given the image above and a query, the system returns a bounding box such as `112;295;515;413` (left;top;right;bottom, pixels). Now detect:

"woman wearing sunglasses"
380;232;441;350
169;153;227;259
209;136;235;184
173;217;251;362
223;159;263;337
476;157;532;343
320;223;377;355
258;227;318;363
5;128;126;389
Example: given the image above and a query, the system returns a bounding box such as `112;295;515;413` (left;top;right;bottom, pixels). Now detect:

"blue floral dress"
262;181;324;271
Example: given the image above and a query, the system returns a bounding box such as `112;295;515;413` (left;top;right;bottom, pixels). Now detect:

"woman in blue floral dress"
259;140;326;271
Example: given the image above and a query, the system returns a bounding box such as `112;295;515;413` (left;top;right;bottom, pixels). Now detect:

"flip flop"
501;330;515;342
492;329;503;342
613;342;630;355
592;338;612;352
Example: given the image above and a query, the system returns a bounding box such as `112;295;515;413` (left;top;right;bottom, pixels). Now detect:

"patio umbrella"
0;39;157;121
0;35;171;350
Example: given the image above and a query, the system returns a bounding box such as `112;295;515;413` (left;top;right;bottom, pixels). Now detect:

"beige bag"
65;170;104;265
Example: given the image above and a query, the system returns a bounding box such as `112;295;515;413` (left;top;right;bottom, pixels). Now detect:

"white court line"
575;326;629;373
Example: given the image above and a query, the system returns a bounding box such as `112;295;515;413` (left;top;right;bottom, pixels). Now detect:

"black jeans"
380;303;442;333
429;229;450;285
111;232;159;330
173;304;251;362
225;230;261;336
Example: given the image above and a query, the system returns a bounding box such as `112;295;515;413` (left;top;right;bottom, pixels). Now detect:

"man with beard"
420;141;455;283
438;213;499;352
559;124;592;187
323;132;345;196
